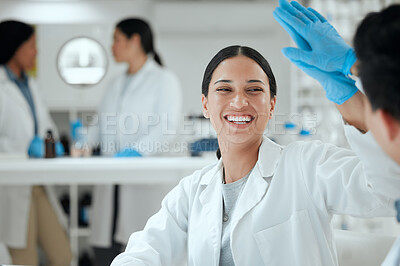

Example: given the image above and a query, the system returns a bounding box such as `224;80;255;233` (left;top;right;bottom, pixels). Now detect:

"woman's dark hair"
354;4;400;121
201;45;277;98
0;20;34;65
202;45;277;160
116;18;162;66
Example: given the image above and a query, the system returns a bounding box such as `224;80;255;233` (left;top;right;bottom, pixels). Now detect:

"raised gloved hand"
114;148;142;158
273;0;356;75
28;136;44;158
283;49;358;104
273;0;311;51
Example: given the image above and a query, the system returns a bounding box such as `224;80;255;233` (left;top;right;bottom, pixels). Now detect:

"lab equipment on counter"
27;132;64;158
275;122;312;145
184;114;218;157
70;119;92;157
60;133;70;156
45;130;56;158
190;138;218;157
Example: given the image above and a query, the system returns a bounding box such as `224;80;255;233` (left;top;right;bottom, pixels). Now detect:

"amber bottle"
45;130;56;158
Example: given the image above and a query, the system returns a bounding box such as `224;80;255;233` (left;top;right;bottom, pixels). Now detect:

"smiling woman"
201;46;277;183
111;45;399;266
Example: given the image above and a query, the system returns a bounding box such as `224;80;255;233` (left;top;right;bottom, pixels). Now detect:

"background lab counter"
0;157;216;185
0;156;216;266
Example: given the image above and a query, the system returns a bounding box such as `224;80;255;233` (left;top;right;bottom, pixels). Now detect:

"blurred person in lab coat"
110;44;400;266
273;1;400;265
0;20;72;265
89;18;182;266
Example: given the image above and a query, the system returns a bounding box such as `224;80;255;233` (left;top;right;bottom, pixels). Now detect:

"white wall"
153;2;292;116
0;0;292;116
0;0;153;24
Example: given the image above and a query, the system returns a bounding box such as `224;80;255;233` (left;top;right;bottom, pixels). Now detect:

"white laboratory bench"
0;156;217;185
0;156;216;266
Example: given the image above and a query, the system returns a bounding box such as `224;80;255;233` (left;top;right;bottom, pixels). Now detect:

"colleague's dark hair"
202;45;277;98
202;45;277;159
116;18;162;66
0;20;34;65
354;4;400;121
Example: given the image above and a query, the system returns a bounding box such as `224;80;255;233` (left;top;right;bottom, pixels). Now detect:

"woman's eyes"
216;87;232;92
247;87;264;93
215;87;264;93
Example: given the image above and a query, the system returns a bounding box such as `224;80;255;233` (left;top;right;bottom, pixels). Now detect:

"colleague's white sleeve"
298;131;399;217
111;175;190;266
344;124;400;202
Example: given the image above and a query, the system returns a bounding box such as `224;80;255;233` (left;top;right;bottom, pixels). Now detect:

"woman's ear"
201;94;209;119
269;96;277;118
129;33;141;48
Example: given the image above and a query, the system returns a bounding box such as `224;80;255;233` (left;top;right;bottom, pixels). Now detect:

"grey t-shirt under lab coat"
219;170;251;266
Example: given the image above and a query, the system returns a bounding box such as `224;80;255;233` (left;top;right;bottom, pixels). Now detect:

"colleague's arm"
299;131;400;217
335;91;368;132
335;60;368;132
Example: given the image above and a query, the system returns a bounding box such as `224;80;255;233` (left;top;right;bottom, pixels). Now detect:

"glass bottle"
45;130;56;158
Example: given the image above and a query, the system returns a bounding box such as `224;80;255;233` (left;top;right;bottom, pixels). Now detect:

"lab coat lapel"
0;69;32;120
232;136;283;226
199;159;223;265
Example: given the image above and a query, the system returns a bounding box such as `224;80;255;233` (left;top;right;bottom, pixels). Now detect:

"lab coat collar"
257;135;283;178
199;135;282;186
200;158;223;185
0;67;33;119
130;57;158;77
3;65;28;85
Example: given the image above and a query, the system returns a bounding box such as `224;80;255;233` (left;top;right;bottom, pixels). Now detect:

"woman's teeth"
226;115;252;124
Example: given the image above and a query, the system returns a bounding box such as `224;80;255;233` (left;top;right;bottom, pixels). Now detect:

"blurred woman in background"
0;20;71;265
89;18;182;266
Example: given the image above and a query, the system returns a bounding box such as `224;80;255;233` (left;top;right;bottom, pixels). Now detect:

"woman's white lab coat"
112;125;400;266
0;67;67;248
90;58;182;247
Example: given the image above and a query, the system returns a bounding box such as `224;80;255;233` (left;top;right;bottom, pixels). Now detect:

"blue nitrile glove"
56;141;65;157
273;0;311;51
114;148;142;158
273;0;357;75
283;49;358;104
395;200;400;223
27;136;44;158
